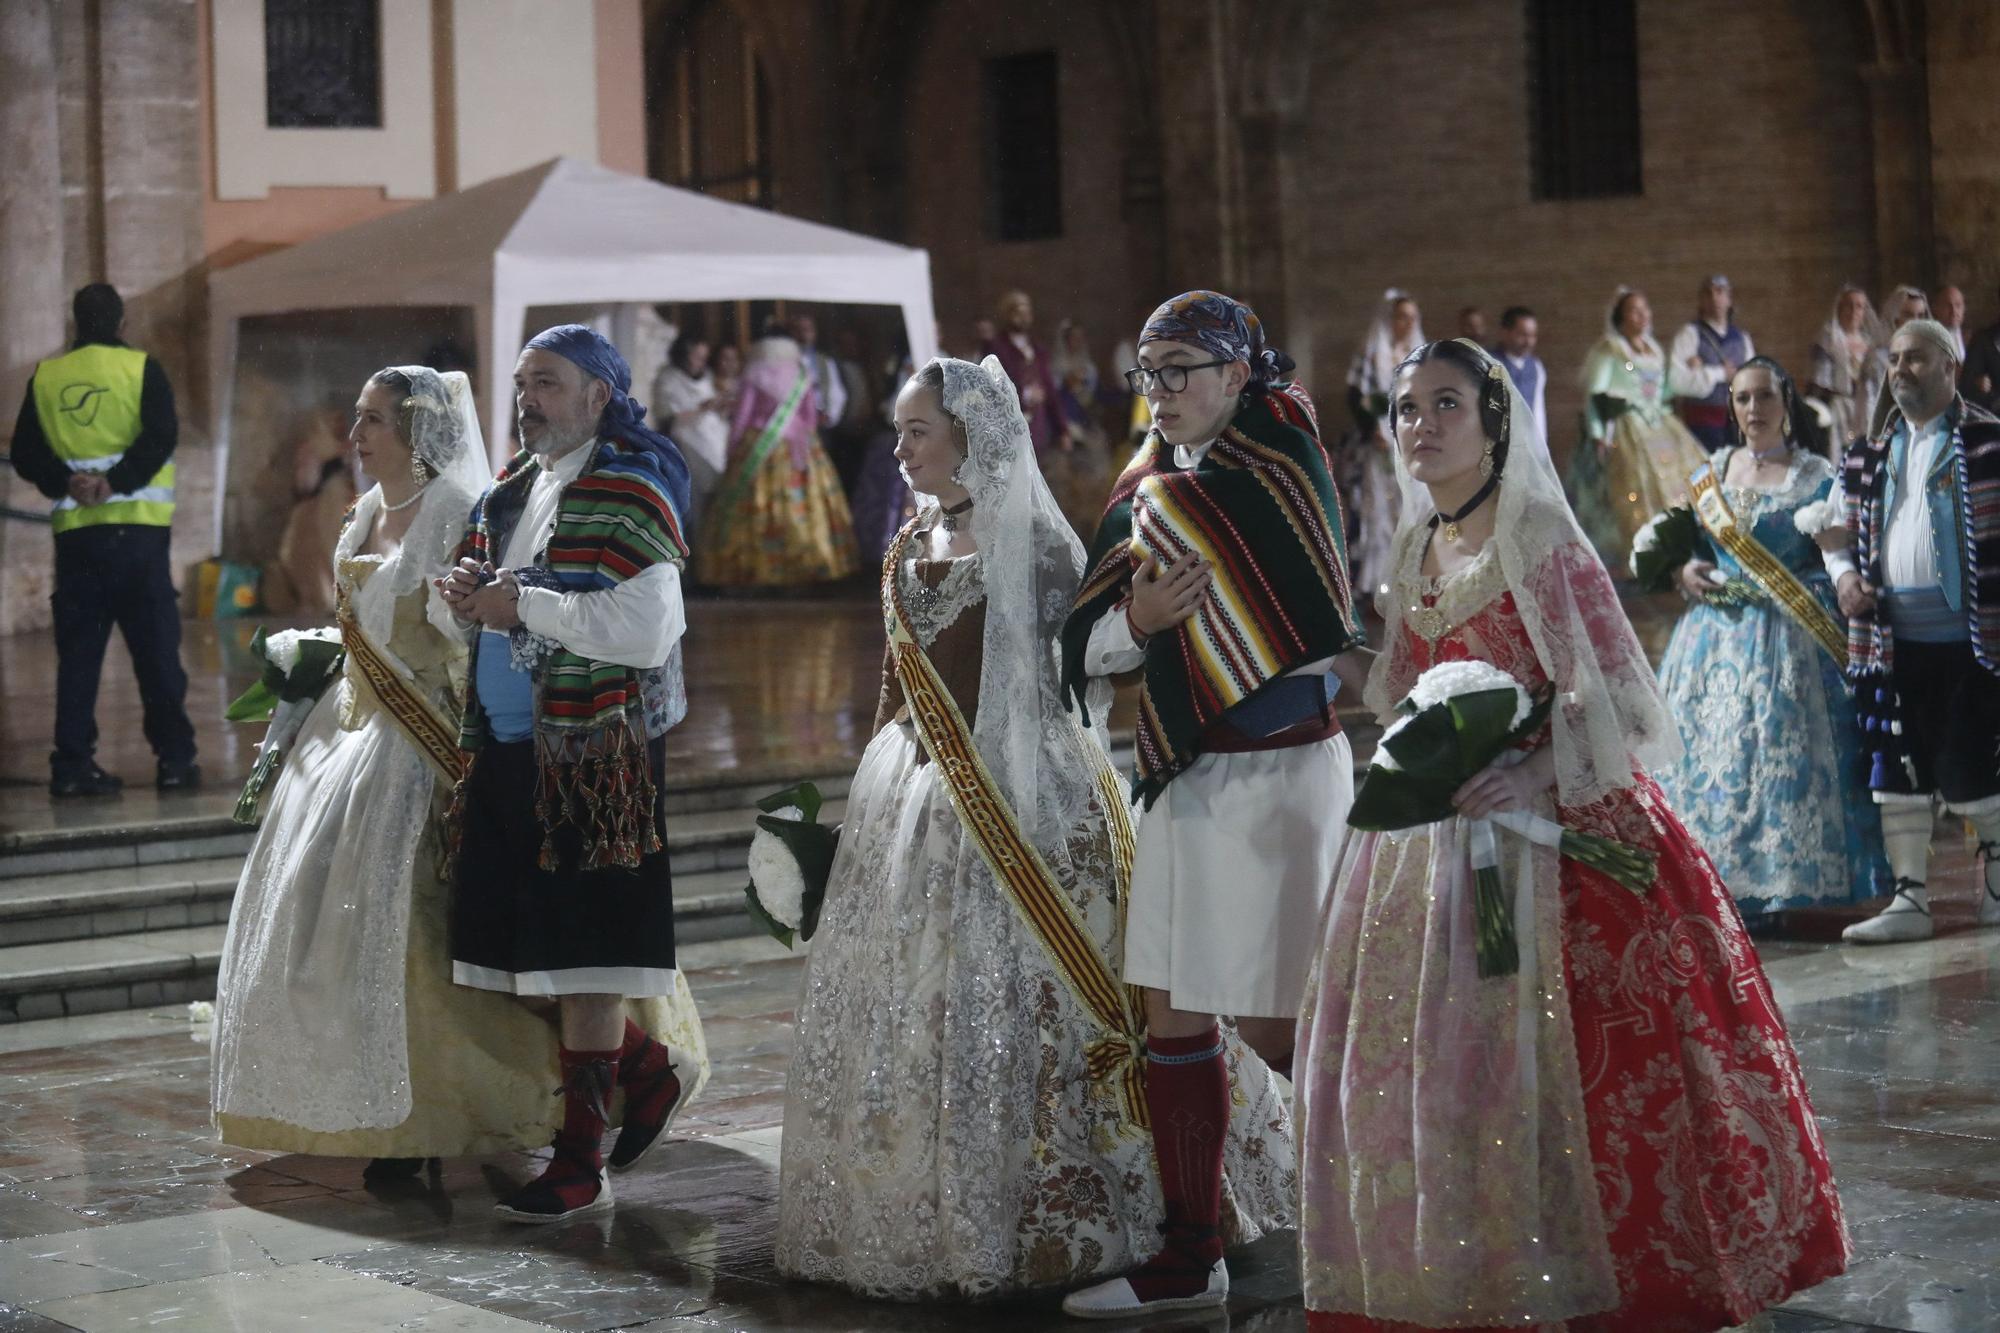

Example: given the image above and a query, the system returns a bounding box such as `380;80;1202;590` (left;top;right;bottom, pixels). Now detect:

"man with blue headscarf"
434;325;696;1222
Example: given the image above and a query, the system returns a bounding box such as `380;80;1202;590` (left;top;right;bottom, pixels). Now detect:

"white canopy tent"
205;155;939;550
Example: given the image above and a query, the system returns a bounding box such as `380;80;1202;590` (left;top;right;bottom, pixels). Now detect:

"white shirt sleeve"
1084;606;1146;676
809;353;847;427
1668;324;1728;398
516;561;686;670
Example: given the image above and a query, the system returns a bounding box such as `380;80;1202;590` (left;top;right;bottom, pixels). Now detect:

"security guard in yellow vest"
9;284;199;797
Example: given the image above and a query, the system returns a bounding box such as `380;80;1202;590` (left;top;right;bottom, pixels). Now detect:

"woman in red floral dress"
1295;338;1848;1332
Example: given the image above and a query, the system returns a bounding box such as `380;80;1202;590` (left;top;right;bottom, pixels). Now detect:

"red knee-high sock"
618;1018;673;1086
1129;1025;1228;1300
555;1044;619;1167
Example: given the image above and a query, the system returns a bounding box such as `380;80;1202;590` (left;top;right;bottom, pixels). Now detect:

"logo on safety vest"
58;381;110;427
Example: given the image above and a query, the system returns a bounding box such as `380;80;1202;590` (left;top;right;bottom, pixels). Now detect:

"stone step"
0;855;243;946
0;767;860;881
0;740;1169;1018
0;924;226;1023
0;873;774;1024
0;794;850;948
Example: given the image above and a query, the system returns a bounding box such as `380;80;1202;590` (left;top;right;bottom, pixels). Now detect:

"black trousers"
1893;637;2000;805
50;525;197;773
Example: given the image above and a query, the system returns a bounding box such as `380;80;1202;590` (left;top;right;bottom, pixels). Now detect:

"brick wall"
902;0;1164;363
1292;0;1876;464
1929;0;2000;329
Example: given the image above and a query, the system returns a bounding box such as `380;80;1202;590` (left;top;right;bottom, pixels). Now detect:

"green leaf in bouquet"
224;677;281;723
1630;505;1699;593
1445;688;1534;766
276;639;346;703
1503;686;1555;748
752;810;839;941
1347;768;1460;832
1376;705;1461;777
742;885;796;950
757;780;824;826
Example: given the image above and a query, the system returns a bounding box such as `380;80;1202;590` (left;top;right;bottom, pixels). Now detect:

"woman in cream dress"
213;366;706;1174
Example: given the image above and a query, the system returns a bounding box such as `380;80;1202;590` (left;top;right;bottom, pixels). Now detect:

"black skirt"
1891;638;2000;805
450;735;678;996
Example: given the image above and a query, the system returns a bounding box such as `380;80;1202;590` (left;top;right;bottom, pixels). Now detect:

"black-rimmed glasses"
1123;359;1232;395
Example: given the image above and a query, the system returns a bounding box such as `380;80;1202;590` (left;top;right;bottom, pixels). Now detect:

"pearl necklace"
380;481;431;512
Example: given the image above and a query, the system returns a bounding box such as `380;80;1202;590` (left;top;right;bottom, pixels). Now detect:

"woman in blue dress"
1655;356;1886;925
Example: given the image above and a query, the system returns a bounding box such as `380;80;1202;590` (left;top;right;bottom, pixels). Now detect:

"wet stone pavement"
2;912;2000;1329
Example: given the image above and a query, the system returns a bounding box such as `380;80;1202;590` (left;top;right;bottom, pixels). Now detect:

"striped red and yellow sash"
1688;468;1848;668
337;598;466;786
882;529;1148;1130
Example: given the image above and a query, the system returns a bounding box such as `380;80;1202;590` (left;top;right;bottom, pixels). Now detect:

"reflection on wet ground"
0;914;1996;1331
2;591;1996;1330
0;595;1133;843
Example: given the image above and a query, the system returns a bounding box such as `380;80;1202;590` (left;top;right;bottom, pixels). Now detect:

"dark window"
1527;0;1642;200
265;0;381;129
983;50;1062;241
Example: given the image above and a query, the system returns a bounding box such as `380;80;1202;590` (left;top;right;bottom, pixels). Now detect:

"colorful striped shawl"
1840;398;2000;791
452;440;687;869
458;440;687;745
1841;399;2000;679
1060;383;1363;805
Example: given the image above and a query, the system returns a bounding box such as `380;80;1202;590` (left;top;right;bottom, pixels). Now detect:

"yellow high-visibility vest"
32;344;174;532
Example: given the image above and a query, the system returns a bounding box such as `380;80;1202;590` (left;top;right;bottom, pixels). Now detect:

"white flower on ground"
748;806;807;928
262;627;341;674
1405;660;1531;730
186;1000;215;1023
1792;499;1839;537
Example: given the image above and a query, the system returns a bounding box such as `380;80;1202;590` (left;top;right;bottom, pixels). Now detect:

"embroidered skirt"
451;736;678;996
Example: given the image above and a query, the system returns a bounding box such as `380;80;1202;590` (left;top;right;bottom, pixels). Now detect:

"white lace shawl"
920;356;1113;859
1368;338;1679;807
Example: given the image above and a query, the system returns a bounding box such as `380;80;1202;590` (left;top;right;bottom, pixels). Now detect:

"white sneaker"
1061;1258;1228;1320
1843;881;1933;945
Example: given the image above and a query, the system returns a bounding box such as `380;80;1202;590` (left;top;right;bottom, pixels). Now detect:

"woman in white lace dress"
775;357;1295;1301
212;367;709;1177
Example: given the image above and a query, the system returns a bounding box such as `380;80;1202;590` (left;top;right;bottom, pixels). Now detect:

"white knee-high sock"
1877;800;1935;909
1947;797;2000;898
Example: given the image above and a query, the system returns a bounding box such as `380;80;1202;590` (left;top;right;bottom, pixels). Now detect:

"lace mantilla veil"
925;355;1114;850
341;366;493;651
1368;339;1678;807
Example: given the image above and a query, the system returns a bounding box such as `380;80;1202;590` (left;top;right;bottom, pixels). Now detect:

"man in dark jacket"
9;284;199;797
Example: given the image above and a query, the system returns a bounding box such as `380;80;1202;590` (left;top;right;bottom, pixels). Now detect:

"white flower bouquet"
1350;662;1656;977
743;781;838;949
1629;505;1757;605
225;626;345;825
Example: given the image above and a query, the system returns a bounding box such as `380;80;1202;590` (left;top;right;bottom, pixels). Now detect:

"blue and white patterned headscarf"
1139;290;1294;389
524;323;692;520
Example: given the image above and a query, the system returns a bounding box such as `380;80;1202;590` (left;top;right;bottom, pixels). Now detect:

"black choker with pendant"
1429;473;1500;543
940;497;975;533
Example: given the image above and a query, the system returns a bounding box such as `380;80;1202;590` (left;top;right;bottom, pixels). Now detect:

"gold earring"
411;454;432;485
1479;440;1496;478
